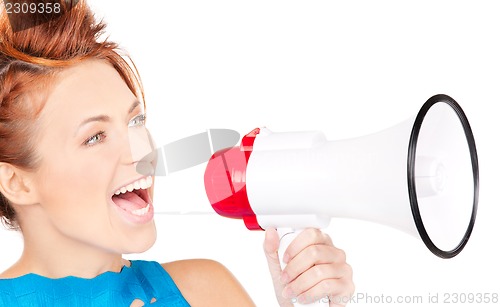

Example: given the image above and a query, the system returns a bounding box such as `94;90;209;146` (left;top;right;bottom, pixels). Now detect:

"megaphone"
203;94;478;305
204;94;479;255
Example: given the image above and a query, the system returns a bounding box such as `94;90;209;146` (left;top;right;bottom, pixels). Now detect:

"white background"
1;1;499;306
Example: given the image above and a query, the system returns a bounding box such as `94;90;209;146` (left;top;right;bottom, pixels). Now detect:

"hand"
263;228;354;306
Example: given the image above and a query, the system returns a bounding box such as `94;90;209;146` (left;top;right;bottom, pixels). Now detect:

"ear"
0;163;39;206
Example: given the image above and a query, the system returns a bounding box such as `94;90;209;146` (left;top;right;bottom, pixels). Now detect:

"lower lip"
109;198;155;225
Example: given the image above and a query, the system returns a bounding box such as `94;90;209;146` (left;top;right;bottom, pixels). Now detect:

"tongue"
112;191;148;212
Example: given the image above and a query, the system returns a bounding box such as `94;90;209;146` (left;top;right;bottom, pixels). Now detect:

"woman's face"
26;60;156;254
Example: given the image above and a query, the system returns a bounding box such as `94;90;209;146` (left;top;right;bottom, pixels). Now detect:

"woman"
0;1;354;306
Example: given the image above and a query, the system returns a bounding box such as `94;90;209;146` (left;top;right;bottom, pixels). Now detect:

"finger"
327;278;356;307
294;277;355;307
282;228;333;264
282;245;347;284
284;262;353;298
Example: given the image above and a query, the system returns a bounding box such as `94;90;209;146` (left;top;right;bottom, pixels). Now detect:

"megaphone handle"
277;228;330;307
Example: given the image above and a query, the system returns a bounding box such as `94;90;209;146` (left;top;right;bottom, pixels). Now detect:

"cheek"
73;153;116;188
37;146;120;207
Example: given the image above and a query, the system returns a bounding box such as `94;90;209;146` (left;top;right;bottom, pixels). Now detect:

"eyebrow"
128;100;141;114
76;100;142;133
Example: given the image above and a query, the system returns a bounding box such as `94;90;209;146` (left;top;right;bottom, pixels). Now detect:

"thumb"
264;228;293;306
263;228;283;282
263;228;280;260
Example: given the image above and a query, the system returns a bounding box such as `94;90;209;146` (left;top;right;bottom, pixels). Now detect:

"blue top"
0;260;190;306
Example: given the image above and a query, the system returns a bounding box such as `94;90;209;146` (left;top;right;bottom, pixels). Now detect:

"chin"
121;221;158;254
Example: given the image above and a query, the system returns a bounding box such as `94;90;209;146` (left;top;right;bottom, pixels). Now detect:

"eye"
83;131;106;147
128;114;146;128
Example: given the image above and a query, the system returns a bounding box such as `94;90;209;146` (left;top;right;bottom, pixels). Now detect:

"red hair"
0;0;144;229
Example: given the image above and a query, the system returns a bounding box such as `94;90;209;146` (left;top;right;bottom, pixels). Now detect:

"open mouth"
111;176;153;217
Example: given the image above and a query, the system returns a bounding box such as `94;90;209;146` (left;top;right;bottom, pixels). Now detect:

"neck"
2;223;128;279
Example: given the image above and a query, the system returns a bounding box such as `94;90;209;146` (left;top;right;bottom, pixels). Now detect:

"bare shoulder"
162;259;255;307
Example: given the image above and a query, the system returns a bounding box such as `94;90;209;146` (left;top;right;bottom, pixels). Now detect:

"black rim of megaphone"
407;94;479;259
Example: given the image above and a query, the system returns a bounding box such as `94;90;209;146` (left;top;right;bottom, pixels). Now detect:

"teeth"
114;176;153;196
139;178;148;189
131;203;150;216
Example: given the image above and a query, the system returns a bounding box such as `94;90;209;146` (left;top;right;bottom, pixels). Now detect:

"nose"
126;126;157;176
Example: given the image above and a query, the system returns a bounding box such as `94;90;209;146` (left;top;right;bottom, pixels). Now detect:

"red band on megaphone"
204;128;262;230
